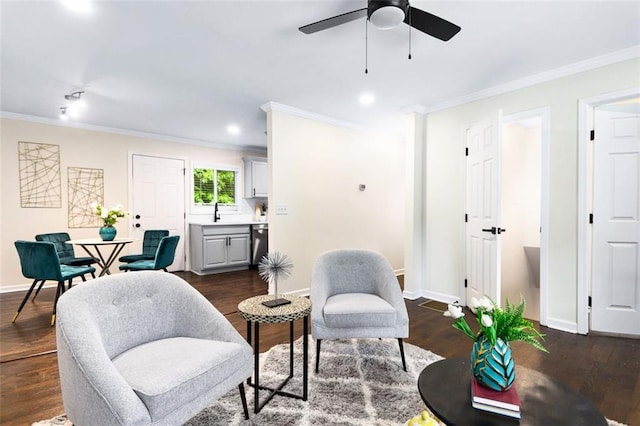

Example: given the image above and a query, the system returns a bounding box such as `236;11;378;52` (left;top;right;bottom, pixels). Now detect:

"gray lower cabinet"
190;224;250;274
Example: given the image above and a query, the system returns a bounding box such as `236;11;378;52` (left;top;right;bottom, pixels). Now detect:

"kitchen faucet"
214;202;220;222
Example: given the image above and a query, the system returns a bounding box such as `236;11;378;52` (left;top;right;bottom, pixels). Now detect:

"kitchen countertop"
189;220;268;226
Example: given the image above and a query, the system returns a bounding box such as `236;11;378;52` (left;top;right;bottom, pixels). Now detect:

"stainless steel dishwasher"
251;223;268;266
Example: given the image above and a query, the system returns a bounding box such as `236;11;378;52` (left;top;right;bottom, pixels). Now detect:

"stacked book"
471;377;521;419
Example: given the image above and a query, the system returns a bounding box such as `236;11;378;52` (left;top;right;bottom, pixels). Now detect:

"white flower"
101;210;108;219
443;304;465;319
470;296;493;313
481;314;493;327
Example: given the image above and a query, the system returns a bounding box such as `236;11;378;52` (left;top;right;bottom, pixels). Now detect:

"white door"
591;106;640;335
466;120;502;305
131;154;186;271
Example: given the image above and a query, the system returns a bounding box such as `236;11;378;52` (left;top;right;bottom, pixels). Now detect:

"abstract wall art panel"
18;141;61;208
68;167;104;228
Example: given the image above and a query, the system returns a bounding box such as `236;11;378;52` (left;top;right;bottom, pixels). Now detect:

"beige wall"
0;118;263;290
415;58;640;330
266;108;405;295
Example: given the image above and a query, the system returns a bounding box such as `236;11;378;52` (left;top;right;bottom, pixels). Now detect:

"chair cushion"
119;260;155;271
119;253;155;263
323;293;397;328
112;337;247;422
59;264;95;281
61;256;97;267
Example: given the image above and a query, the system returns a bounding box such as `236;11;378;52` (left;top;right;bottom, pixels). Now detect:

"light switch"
275;205;288;215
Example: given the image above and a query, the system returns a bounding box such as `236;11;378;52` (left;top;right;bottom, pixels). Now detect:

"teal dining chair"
119;235;180;272
118;229;169;263
35;232;97;273
13;240;96;326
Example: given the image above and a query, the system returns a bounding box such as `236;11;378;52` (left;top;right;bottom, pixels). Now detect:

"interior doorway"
578;88;640;335
499;108;549;325
590;97;640;336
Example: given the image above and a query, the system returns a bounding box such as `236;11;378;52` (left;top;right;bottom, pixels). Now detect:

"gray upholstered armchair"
311;249;409;373
55;271;253;425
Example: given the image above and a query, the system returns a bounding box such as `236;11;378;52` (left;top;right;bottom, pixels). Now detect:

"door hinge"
464;279;468;288
589;213;593;224
465;147;469;156
590;130;595;141
588;296;592;308
465;213;468;223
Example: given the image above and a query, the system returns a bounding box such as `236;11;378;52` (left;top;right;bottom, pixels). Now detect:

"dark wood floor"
1;270;638;426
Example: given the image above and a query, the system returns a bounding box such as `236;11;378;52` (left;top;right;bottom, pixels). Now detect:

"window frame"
191;163;241;214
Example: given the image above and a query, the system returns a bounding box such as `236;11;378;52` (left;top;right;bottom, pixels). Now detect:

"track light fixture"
65;90;86;108
60;90;86;120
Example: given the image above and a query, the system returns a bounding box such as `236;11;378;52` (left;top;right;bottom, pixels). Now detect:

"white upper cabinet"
244;157;267;198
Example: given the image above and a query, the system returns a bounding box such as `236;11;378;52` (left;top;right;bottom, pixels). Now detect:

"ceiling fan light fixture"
369;0;408;30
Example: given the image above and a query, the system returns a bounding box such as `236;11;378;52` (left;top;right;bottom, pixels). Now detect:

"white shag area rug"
34;337;627;426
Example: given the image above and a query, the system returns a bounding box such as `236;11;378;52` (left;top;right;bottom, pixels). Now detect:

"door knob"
135;223;141;228
481;227;506;235
135;214;141;219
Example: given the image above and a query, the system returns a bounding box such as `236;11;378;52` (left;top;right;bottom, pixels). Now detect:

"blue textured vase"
99;226;117;241
470;336;515;391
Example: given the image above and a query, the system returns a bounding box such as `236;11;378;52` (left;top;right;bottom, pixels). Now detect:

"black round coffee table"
418;358;607;426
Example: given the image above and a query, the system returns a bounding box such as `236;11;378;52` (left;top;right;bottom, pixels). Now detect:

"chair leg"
81;275;87;282
398;338;407;372
51;281;65;326
90;271;96;279
315;339;322;373
13;280;40;322
239;383;249;420
31;280;46;302
67;278;73;290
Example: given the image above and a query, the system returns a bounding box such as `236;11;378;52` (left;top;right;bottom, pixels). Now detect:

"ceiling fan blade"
405;6;461;41
299;8;368;34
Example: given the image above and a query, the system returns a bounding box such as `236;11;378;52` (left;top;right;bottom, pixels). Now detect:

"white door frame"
127;151;189;270
500;107;551;326
577;87;640;334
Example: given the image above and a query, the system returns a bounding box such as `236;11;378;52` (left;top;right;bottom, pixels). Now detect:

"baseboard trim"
402;290;460;305
283;288;310;298
545;317;578;334
0;282;56;294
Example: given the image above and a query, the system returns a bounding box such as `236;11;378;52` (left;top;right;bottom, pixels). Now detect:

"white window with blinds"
192;163;240;212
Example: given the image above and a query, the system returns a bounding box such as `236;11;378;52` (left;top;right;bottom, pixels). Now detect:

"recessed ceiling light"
227;124;240;135
359;93;375;106
61;0;93;14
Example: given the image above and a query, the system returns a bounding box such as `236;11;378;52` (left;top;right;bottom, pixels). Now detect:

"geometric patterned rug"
33;337;628;426
187;337;444;425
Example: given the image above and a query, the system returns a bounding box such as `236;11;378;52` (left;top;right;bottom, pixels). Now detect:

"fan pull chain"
365;19;369;74
408;7;412;60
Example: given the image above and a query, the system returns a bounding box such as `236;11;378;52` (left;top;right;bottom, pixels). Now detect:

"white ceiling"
1;1;639;150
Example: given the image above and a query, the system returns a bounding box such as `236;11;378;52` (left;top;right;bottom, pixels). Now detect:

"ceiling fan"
298;0;461;42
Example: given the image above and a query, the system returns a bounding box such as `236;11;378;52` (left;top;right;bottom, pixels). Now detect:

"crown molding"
261;101;371;132
421;45;640;114
400;105;430;115
0;111;267;154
